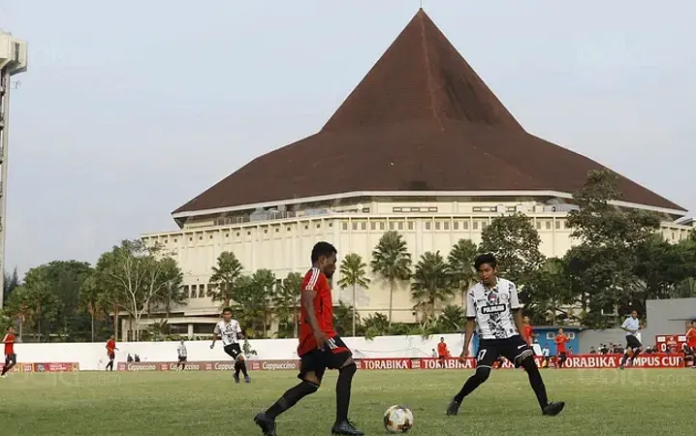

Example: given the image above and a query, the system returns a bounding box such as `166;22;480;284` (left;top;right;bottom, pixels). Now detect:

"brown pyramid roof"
174;9;684;216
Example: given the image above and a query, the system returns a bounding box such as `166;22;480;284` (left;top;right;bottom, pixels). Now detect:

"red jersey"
555;335;568;353
298;268;335;356
3;333;14;355
437;342;448;357
106;340;116;355
687;328;696;348
523;325;534;344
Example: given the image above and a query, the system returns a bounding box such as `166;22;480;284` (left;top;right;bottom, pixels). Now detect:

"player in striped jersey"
177;340;187;371
211;308;250;383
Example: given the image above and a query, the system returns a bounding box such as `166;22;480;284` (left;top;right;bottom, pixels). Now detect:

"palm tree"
209;251;243;307
371;231;412;325
447;239;479;307
337;253;371;336
411;251;454;326
274;272;302;337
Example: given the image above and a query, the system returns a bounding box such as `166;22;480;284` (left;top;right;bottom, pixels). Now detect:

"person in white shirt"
446;253;564;417
177;340;187;371
211;307;250;383
542;345;550;367
619;310;642;369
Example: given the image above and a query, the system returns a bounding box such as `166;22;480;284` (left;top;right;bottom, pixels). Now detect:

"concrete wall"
577;328;627;353
644;298;696;347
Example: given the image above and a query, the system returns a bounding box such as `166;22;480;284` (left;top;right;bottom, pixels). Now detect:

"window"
225;234;229;238
425;222;431;230
564;221;570;229
453;222;459;230
304;225;308;230
287;227;291;232
198;284;205;298
379;222;385;230
371;222;376;230
329;222;333;227
482;222;488;229
236;232;240;237
352;222;358;230
393;207;402;212
536;221;541;230
173;239;177;243
316;223;321;229
506;206;516;212
264;229;268;234
555;221;561;230
545;221;551;230
362;208;370;213
199;236;203;240
397;222;403;230
463;221;469;230
389;222;395;230
444;222;449;230
473;222;478;230
410;207;421;212
473;207;482;212
190;285;197;298
275;228;279;233
408;222;414;230
428;207;437;212
342;222;348;230
210;235;213;239
247;231;251;235
546;332;555;340
361;222;366;230
435;222;441;230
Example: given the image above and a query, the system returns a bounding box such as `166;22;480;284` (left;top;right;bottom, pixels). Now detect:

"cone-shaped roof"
174;9;683;216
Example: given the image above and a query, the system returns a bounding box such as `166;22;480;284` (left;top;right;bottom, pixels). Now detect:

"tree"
525;258;576;325
22;266;60;341
233;269;276;338
447;239;478;307
411;251;453;327
480;213;544;287
3;267;19;303
154;257;186;321
371;231;412;325
435;304;467;333
208;251;244;307
42;261;94;340
3;285;33;339
337;253;371;336
333;302;360;337
274;272;302;338
94;239;183;341
80;274;107;342
566;169;661;322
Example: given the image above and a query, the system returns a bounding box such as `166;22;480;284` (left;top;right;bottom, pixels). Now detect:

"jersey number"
477;349;486;362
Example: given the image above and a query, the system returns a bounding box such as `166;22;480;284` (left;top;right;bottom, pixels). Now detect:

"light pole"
0;31;27;307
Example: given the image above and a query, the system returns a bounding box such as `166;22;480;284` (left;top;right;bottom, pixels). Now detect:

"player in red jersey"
1;326;17;378
105;335;118;371
554;329;569;368
255;242;362;436
522;316;535;346
685;320;696;368
437;338;449;367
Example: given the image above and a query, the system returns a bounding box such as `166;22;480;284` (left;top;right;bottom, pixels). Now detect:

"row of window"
185;279;288;299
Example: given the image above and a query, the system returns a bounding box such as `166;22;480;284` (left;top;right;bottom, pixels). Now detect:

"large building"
139;10;692;338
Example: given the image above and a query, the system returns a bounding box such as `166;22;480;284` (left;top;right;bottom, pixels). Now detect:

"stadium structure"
139;9;692;339
0;30;28;308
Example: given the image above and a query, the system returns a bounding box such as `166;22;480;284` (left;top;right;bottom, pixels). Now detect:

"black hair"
222;307;232;314
474;253;497;270
311;241;337;263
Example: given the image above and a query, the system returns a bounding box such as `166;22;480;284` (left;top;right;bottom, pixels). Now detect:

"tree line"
2;169;695;342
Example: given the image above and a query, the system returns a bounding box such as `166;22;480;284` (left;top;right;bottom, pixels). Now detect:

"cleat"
446;399;461;416
245;375;251;383
542;402;565;416
331;420;364;435
254;413;276;436
233;373;240;384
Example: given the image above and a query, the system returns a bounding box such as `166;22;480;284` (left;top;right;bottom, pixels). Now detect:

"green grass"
0;368;694;435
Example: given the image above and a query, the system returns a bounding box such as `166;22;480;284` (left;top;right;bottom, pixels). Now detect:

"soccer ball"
383;405;414;433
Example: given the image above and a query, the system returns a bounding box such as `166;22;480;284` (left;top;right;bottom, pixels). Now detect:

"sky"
0;0;694;277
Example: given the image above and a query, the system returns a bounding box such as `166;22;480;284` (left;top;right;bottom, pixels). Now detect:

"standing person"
446;253;564;417
522;316;535;346
437;337;449;368
619;310;643;369
105;335;118;371
210;308;250;383
555;329;569;369
542;345;550;368
686;320;696;368
177;340;187;371
254;242;363;436
1;326;17;378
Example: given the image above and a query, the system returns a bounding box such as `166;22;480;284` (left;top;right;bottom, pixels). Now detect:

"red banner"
0;362;79;373
116;354;684;372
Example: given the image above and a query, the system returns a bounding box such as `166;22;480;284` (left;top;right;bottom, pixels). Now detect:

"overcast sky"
1;0;694;277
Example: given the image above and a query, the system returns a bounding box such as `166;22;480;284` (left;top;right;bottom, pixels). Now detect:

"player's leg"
447;341;498;415
557;352;567;368
236;354;250;382
503;337;565;416
105;355;114;371
1;354;11;377
254;353;323;435
223;344;243;383
326;336;362;435
628;336;642;364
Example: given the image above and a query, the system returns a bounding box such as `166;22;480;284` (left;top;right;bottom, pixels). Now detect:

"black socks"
521;357;549;409
335;364;356;422
266;381;319;418
454;367;490;402
234;360;248;377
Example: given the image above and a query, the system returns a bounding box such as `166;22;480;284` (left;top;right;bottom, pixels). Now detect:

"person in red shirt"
256;242;362;436
522;316;535;346
105;335;118;371
685;320;696;368
1;326;17;378
437;338;449;367
554;329;569;368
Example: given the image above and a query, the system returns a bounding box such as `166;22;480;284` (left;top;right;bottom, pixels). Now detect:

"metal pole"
0;70;10;307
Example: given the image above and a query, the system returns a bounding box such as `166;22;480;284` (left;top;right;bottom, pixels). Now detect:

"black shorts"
558;351;567;360
108;353;115;361
626;335;642;350
5;353;16;364
475;335;533;369
178;355;187;362
298;336;352;381
223;343;242;359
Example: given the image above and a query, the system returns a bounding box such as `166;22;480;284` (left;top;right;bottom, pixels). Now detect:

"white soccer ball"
383;405;414;433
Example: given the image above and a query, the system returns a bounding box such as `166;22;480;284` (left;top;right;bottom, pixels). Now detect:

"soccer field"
0;368;693;435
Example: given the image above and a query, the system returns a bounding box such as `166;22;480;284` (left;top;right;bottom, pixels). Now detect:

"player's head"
558;328;564;334
691;320;696;327
222;307;233;321
440;337;444;342
523;316;530;324
631;310;638;319
180;340;185;344
109;335;115;340
7;326;13;334
474;253;497;285
311;241;337;278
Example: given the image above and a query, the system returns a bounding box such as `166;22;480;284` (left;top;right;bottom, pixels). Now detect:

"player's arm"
234;321;244;339
210;325;220;348
461;289;476;359
1;334;9;344
509;282;526;342
620;319;633;334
